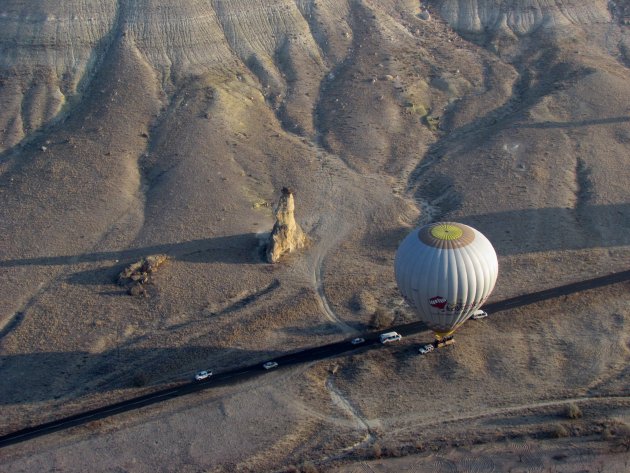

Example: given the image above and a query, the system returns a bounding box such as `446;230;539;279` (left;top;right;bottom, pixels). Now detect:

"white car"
351;337;365;345
194;370;212;381
418;344;434;355
470;309;488;320
263;361;278;370
379;332;402;344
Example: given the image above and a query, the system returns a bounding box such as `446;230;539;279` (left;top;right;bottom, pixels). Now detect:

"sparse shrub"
132;373;148;387
603;421;630;451
86;419;105;431
370;308;394;329
383;443;402;457
553;424;570;438
424;114;440;131
352;290;377;315
565;403;582;419
128;283;147;297
371;442;382;459
619;419;630;430
300;461;318;473
620;426;630;452
406;102;428;117
615;422;630;438
602;427;614;441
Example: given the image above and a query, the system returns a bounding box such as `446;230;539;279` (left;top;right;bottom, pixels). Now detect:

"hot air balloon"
394;222;498;346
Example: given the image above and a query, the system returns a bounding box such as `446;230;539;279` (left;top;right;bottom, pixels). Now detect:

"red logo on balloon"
429;296;447;309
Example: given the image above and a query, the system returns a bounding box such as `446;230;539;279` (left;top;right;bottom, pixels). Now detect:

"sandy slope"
0;1;629;471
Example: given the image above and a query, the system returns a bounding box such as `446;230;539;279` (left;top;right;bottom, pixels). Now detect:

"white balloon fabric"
395;222;498;337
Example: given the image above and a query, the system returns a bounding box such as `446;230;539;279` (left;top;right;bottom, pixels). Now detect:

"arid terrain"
1;1;629;471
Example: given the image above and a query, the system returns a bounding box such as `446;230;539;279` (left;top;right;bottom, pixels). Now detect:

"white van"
379;331;402;344
470;309;488;320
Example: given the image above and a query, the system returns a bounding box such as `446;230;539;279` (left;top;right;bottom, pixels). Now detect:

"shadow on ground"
376;203;630;256
0;345;276;405
508;116;630;129
460;203;630;256
3;204;629;273
0;233;266;269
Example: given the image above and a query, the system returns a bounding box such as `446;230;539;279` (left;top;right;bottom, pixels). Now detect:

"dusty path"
303;146;365;335
312;250;357;335
385;395;630;435
326;376;380;441
285;389;630;467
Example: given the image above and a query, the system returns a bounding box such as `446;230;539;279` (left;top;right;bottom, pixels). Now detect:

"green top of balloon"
418;222;476;249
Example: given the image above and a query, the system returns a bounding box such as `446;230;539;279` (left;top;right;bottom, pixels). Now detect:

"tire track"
313;250;357;335
306;146;360;335
385;395;630;435
326;376;377;439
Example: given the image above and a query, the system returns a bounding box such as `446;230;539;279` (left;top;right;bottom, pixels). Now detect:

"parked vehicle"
418;344;434;355
470;309;488;320
351;337;365;345
263;361;278;370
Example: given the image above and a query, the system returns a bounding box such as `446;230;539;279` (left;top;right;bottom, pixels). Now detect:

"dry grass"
370;308;394;329
132;373;149;387
352;290;377;315
300;462;319;473
552;424;570;438
565;403;583;420
371;443;382;459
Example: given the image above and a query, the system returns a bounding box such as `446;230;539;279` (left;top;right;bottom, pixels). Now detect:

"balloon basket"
434;335;455;349
436;338;455;348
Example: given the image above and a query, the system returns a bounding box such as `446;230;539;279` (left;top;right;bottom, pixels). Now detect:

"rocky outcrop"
266;187;307;263
438;0;610;36
118;254;168;296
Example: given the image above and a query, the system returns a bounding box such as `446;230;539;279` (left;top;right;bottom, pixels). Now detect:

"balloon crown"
418;222;476;248
430;224;463;240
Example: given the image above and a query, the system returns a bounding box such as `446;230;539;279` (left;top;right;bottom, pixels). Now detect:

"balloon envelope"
394;222;498;336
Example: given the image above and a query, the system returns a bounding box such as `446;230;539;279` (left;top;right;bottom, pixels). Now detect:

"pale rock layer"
266;187;307;263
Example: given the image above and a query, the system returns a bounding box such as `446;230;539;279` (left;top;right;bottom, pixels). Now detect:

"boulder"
118;254;168;295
